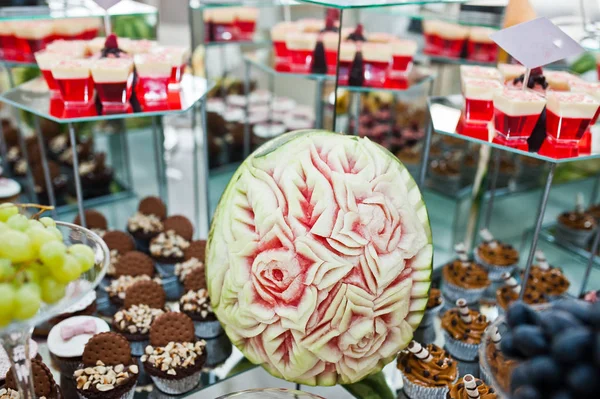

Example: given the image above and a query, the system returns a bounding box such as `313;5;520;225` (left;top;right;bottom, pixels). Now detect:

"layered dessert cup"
53;20;87;42
460;65;501;82
51;59;94;108
544;70;581;91
362;42;391;88
34;50;64;93
90;57;134;113
461;77;503;123
322;32;340;75
389;39;417;75
0;22;16;61
466;27;498;62
423;20;468;58
45;39;88;58
285;32;317;74
498;63;526;83
154;46;190;87
569;80;600;155
210;9;239;42
234;7;258;41
337;42;356;86
492;89;546;149
125;39;157;55
14;21;54;62
134;53;173;108
270;22;297;71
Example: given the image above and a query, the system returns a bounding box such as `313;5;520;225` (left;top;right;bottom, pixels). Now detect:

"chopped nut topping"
50;134;68;153
180;289;213;318
128;212;163;234
114;304;165;335
175;258;204;282
0;388;19;399
150;230;190;259
105;275;162;299
107;249;120;277
141;341;205;374
73;361;138;391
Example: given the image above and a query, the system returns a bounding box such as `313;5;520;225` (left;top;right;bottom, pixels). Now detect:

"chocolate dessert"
127;196;166;252
73;209;108;237
448;375;497;399
78;153;114;198
102;231;136;277
32;161;68;206
5;359;63;399
441;302;489;360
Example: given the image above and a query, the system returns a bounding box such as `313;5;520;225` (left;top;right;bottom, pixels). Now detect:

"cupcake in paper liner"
474;229;519;281
555;193;596;248
442;243;490;304
397;341;458;399
107;251;159;307
173;255;205;296
447;374;498;399
112;280;167;357
102;231;136;278
150;216;194;277
127;196;167;253
180;288;222;339
496;272;548;312
441;299;489;361
479;328;517;394
48;316;110;378
204;334;233;368
73;332;140;399
142;312;206;395
523;250;570;301
4;358;63;399
420;287;443;328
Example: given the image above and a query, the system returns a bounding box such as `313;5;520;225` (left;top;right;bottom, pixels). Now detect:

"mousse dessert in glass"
0;22;16;61
568;80;600;154
270;22;297;70
461;77;503;123
51;59;94;108
389;39;417;74
210;8;238;42
285;32;317;73
337;42;356;86
90;57;134;113
544;70;581;91
134;53;172;108
427;21;469;58
362;42;391;88
492;88;546;149
14;21;53;61
154;46;190;87
34;50;64;92
466;27;498;62
45;39;88;58
234;7;258;41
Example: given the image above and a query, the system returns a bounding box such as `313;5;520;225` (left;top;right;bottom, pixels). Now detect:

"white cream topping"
153;46;190;67
46;40;88;58
211;8;235;24
54;20;87;36
390;39;417;56
86;37;107;55
270;22;299;42
493;89;547;116
90;58;134;83
428;21;469;39
298;18;324;33
546;91;599;119
14;21;53;39
544;71;580;91
134;53;172;77
367;32;395;44
460;65;502;81
48;316;110;358
498;63;526;82
339;42;356;62
362;42;391;63
51;59;92;80
468;27;497;43
35;50;62;70
0;22;13;35
569;80;600;102
462;78;503;100
322;32;340;50
234;7;259;22
285;32;317;51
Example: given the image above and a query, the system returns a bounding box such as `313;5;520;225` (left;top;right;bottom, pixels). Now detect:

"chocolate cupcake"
102;231;136;278
447;374;497;399
480;327;517;391
5;359;63;399
496;272;547;312
0;340;38;384
169;256;204;300
73;210;108;238
525;250;570;299
474;229;519;281
150;215;193;276
442;244;490;304
127;196;166;253
421;287;443;328
397;341;458;399
48;316;110;377
32;161;68;206
179;285;221;339
141;312;206;394
441;299;489;361
184;240;206;262
106;251;159;307
78;153;114;199
57;137;93;167
556;193;596;247
112;280;166;357
73;332;139;399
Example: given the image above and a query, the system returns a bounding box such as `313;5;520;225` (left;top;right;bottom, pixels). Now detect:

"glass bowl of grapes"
0;204;109;398
216;388;325;399
479;300;599;398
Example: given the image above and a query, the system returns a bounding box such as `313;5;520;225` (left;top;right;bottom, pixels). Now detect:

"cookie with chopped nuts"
162;215;194;242
102;231;136;277
114;251;156;278
73;209;108;237
74;332;139;399
142;312;206;394
6;359;62;399
179;289;223;339
183;240;206;262
127;197;166;252
149;229;191;267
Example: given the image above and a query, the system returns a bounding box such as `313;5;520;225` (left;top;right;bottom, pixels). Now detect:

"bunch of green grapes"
0;203;96;327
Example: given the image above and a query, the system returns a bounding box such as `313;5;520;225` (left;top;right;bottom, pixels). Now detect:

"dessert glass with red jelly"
466;27;498;62
90;58;134;113
34;50;63;93
545;91;599;146
285;32;317;74
234;7;258;41
460;65;502;82
270;22;297;71
51;60;94;107
0;22;16;61
14;21;54;62
568;80;600;125
134;53;172;106
362;42;391;88
389;39;417;74
492;89;546;148
153;46;189;87
337;42;356;86
45;40;88;59
461;78;503;122
322;32;339;75
210;9;239;41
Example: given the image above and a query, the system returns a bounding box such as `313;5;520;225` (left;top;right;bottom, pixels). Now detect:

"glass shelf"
0;59;38;68
190;0;300;9
295;0;468;10
367;6;502;28
539;224;600;266
0;0;156;22
0;75;212;124
428;95;600;164
245;51;333;82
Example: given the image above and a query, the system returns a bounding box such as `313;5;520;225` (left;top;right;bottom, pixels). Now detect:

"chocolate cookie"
6;359;55;398
184;240;206;262
103;231;135;255
114;251;155;277
73;209;108;231
149;312;195;347
162;215;194;241
124;280;166;309
183;267;206;292
82;332;132;367
139;196;167;220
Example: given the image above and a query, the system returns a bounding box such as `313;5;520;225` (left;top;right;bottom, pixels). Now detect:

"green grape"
46;226;63;241
23;269;42;285
27;227;59;254
51;254;81;284
40;277;66;304
28;220;44;229
0;203;19;223
7;214;30;232
0;313;11;327
0;222;8;233
40;241;66;269
0;259;15;282
69;244;95;272
0;283;16;320
28;261;50;279
13;283;41;320
39;217;56;228
0;231;35;263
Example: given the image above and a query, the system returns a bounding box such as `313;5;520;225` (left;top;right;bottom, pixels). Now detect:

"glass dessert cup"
211;9;239;42
0;23;16;61
0;221;109;399
467;41;498;62
286;33;317;74
14;22;54;62
461;78;503;125
389;39;417;75
216;389;325;399
362;43;391;88
336;42;356;86
134;53;172;109
52;60;95;109
91;58;134;114
235;9;258;41
34;50;63;97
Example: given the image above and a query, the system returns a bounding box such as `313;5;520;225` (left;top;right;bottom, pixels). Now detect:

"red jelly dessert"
153;46;189;87
45;40;88;59
568;80;600;125
285;32;317;74
498;63;526;84
362;42;391;88
51;60;95;107
462;78;503;122
34;50;64;92
210;9;239;41
322;32;339;75
546;92;599;144
466;27;498;62
14;21;54;62
492;89;546;148
460;65;501;82
271;22;297;71
423;20;468;58
134;53;172;107
389;39;417;74
0;22;16;61
234;7;258;41
337;42;356;86
90;58;134;113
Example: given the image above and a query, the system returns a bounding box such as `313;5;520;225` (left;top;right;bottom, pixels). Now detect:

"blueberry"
513;325;549;357
500;331;522;358
511;363;531;392
539;309;582;337
553;299;593;324
595;332;600;367
590;302;600;327
527;356;561;387
550;390;573;399
552;327;594;364
567;364;599;395
513;385;542;399
507;301;541;327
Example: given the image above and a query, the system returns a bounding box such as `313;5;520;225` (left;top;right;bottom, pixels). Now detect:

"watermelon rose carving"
207;130;432;385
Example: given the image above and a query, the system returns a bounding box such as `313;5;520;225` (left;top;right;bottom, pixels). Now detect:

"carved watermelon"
206;130;433;386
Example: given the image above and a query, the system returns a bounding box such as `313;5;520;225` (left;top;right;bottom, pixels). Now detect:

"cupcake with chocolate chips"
127;196;166;253
73;209;108;238
447;374;497;399
441;299;489;361
442;243;490;304
421;287;443;328
480;327;517;391
4;359;62;399
397;341;458;399
556;193;597;247
102;231;136;278
150;215;193;277
474;229;519;281
525;250;570;299
496;272;547;312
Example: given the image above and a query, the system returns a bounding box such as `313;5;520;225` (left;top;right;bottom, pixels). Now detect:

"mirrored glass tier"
190;0;300;9
540;224;600;266
428;95;600;164
0;75;212;124
295;0;468;10
366;4;503;28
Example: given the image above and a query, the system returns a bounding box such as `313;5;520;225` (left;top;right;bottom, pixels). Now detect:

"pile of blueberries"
500;299;599;399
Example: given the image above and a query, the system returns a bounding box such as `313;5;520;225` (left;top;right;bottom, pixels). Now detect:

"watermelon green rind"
206;130;433;386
